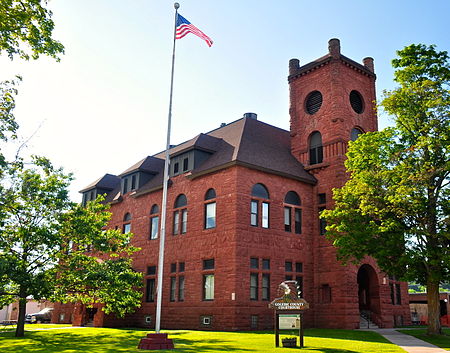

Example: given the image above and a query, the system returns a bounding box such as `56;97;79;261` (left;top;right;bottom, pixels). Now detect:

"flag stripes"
176;14;213;47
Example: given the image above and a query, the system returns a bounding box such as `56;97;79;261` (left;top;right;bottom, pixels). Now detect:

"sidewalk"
372;328;447;353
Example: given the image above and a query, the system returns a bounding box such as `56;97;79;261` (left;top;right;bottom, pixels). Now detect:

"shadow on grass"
0;327;398;353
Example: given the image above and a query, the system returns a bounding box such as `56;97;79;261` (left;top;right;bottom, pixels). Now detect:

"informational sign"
269;280;310;348
279;314;300;329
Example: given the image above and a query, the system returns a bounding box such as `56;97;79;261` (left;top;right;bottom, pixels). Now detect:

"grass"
1;323;72;331
0;327;405;353
398;328;450;351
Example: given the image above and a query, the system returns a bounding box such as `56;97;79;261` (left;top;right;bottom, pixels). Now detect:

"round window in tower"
305;91;323;115
349;90;364;114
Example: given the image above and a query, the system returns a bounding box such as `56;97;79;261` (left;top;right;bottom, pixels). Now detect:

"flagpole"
155;2;179;334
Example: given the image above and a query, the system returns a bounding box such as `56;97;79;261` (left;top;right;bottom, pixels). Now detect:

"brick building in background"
52;39;411;330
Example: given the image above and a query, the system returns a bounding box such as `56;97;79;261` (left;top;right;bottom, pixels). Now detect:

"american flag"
176;14;213;47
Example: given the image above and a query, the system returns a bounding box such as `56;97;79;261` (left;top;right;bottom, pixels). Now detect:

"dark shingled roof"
79;173;121;193
81;117;316;198
119;156;165;177
194;117;316;184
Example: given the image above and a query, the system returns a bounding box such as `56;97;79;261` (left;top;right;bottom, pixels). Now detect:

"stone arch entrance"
357;264;381;316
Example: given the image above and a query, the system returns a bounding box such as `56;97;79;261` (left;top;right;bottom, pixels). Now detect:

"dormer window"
121;173;141;194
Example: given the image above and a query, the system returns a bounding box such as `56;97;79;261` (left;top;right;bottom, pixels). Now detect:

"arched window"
250;184;270;228
123;212;132;233
149;204;159;240
350;127;364;141
284;191;302;234
251;183;269;199
309;131;323;165
204;189;216;229
173;194;188;235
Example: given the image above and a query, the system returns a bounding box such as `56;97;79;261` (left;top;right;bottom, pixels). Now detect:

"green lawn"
0;327;404;353
399;328;450;351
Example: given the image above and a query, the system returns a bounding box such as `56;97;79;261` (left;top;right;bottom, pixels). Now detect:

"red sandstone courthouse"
53;39;411;330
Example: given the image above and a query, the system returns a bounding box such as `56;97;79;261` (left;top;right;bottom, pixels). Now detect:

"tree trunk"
426;278;442;335
15;295;27;337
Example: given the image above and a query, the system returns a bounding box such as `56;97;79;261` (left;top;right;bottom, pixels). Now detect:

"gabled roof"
79;173;121;193
119;156;165;177
156;133;222;158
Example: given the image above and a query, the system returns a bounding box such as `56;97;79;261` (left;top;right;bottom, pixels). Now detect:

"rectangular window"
262;202;269;228
205;202;216;229
123;178;128;194
250;257;259;269
131;174;136;190
262;259;270;270
295;209;302;234
181;209;188;234
146;278;155;302
321;284;331;303
147;266;156;275
179;262;185;272
250;200;258;226
170;263;177;273
170;277;176;302
150;216;159;239
319;207;327;235
318;193;326;205
251;315;258;329
285;261;293;272
178;276;185;301
285;275;293;281
174;162;179;174
250;273;258;300
173;211;180;235
203;274;214;300
390;283;395;305
296;276;303;297
123;223;131;234
262;273;270;300
203;259;215;270
295;262;303;273
183;158;189;172
284;207;291;232
395;284;401;305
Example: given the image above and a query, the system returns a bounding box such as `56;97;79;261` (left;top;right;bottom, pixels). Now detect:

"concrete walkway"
372;328;448;353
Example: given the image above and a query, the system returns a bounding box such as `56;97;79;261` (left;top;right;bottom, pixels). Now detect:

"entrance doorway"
357;264;381;315
85;308;97;327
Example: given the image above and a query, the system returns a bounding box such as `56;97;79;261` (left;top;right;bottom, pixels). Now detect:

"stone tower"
288;38;379;328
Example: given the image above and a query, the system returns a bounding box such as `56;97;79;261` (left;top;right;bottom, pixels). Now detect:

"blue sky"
1;0;449;201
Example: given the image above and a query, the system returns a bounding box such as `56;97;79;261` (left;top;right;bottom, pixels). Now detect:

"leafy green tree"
0;0;64;61
0;158;142;337
322;44;449;335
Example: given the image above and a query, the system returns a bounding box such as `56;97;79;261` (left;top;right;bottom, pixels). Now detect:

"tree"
322;44;450;336
0;0;64;61
0;158;142;337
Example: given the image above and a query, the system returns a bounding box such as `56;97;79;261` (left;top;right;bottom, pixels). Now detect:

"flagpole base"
138;333;174;350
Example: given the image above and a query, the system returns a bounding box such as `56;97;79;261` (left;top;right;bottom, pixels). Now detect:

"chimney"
243;112;257;120
328;38;341;59
363;57;375;73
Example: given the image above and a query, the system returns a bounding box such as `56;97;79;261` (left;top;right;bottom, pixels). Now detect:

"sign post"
269;281;309;348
